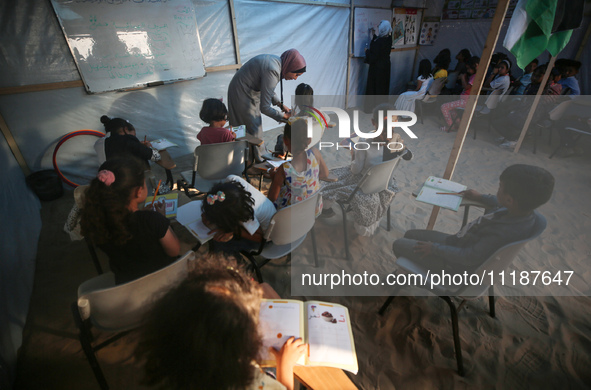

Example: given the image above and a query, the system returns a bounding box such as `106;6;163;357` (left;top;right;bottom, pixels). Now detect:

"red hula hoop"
52;130;105;188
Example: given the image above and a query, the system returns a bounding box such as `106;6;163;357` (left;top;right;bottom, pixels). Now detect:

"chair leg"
387;205;391;232
488;286;495;318
241;252;264;283
311;226;318;267
338;202;350;261
441;296;464;376
378;296;395;316
418;101;424;124
165;169;174;188
85;237;103;275
72;303;110;390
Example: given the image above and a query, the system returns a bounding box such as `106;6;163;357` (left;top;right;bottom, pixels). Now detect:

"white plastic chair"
417;77;447;124
180;140;248;194
379;212;547;376
241;192;320;283
72;251;196;389
337;155;403;261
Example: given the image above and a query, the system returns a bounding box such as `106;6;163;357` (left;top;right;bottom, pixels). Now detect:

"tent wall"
0;135;41;385
415;0;590;94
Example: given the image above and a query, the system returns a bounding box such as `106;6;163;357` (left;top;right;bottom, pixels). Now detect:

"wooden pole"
228;0;242;67
513;56;556;153
0;111;31;176
575;21;591;61
345;0;354;108
426;0;511;230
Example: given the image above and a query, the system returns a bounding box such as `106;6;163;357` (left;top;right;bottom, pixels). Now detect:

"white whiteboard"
353;8;392;58
50;0;206;94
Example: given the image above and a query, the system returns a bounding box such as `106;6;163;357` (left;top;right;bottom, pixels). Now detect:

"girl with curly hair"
80;157;180;284
201;176;276;256
135;256;305;390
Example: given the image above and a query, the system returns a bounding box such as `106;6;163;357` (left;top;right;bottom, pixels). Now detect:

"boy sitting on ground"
392;164;554;273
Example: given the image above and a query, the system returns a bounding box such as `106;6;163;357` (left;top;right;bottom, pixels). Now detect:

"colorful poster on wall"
419;20;439;46
404;10;418;45
393;8;419;48
392;10;405;47
442;0;518;20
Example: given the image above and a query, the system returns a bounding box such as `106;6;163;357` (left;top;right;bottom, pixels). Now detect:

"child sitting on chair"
135;256;306;390
392;164;554;273
202;176;276;256
197;98;236;145
440;56;479;132
96;115;162;167
80;157;180;284
267;118;327;216
321;103;411;236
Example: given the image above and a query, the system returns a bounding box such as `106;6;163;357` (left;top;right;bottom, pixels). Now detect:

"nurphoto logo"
301;106;418;151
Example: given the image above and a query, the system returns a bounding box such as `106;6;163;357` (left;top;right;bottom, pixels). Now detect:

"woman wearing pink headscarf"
228;49;306;162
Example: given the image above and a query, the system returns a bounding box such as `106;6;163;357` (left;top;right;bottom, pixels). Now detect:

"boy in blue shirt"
392;164;554;273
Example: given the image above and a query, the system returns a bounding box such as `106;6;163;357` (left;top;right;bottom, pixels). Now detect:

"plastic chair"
241;192;320;283
180;140;248;195
417;77;447;124
72;251;196;390
337;155;403;261
379;212;547;376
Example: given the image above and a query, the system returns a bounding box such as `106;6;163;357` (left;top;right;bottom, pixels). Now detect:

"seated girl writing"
267;118;327;215
197;98;236;145
80;157;180;284
202;176;276;256
134;256;306;390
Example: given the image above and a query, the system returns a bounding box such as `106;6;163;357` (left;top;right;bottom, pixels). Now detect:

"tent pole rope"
426;0;511;230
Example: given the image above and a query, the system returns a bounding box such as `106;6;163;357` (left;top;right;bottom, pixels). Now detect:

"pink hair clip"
207;191;226;205
97;170;116;186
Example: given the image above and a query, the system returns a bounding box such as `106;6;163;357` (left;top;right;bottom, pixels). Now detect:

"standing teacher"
228;49;306;163
364;20;392;112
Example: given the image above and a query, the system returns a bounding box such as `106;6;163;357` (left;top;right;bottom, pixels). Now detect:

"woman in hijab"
228;49;306;162
365;20;393;110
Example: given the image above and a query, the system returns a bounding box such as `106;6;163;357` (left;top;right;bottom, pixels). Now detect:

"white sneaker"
499;140;517;149
496;136;506;143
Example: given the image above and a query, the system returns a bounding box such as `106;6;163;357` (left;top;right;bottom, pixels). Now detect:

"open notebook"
175;201;215;244
259;299;358;374
416;176;467;211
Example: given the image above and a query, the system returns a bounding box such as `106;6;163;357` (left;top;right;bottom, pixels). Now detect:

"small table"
293;366;357;390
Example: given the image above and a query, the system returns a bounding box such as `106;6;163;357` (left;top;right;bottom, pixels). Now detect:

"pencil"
144;135;147;143
436;191;462;195
151;180;162;207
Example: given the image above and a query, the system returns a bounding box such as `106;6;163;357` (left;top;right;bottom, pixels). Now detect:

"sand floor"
14;109;591;389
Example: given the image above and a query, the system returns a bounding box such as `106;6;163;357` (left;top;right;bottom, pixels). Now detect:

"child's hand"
413;241;433;257
459;189;482;201
271;336;307;370
142;140;152;147
152;200;166;216
210;229;234;242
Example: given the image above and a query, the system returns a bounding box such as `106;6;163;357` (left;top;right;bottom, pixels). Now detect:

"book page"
175;201;215;243
416;176;467;211
231;125;246;139
144;192;178;218
150;138;177;150
305;301;358;373
423;176;466;193
259;300;305;366
416;186;463;211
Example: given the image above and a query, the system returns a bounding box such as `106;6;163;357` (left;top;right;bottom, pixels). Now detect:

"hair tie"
97;170;116;186
207;191;226;205
501;59;511;68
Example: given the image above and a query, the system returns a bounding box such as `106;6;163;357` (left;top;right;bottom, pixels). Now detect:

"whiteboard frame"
50;0;207;94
